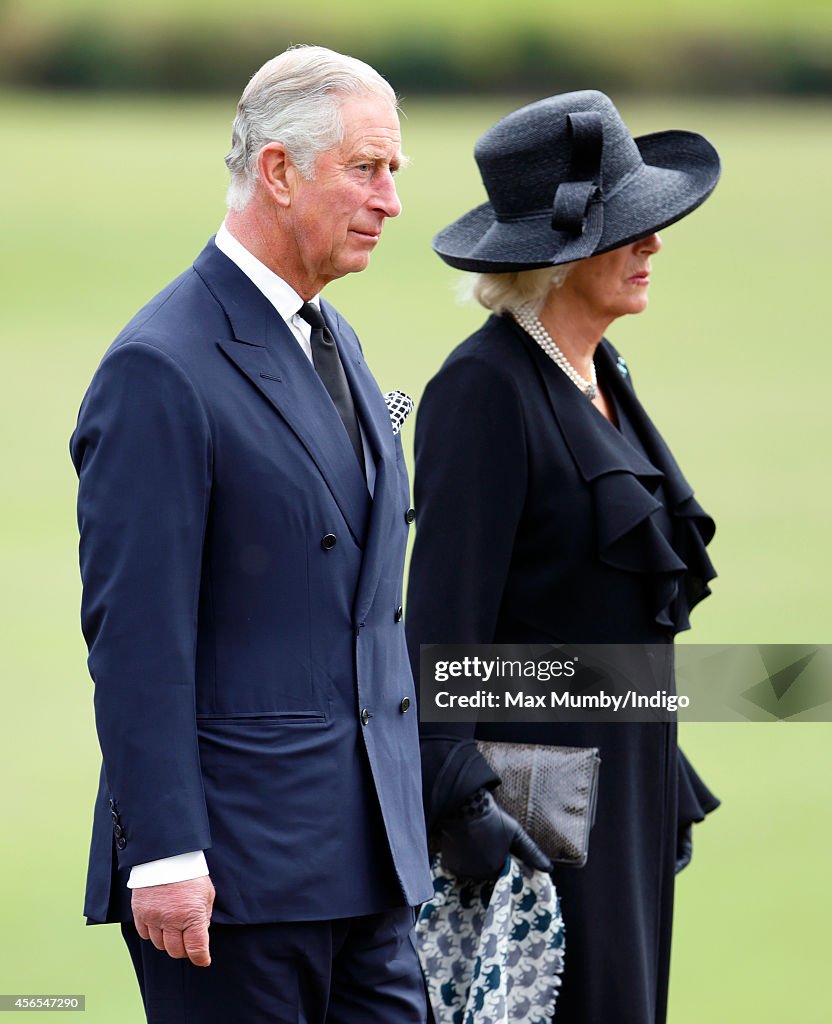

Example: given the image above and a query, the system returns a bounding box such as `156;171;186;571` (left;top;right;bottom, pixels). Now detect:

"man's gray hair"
467;265;574;314
225;45;397;212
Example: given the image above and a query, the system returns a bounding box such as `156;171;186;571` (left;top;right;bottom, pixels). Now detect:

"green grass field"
1;89;830;1022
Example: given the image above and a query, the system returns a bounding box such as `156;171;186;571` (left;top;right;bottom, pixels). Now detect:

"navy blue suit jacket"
70;240;432;924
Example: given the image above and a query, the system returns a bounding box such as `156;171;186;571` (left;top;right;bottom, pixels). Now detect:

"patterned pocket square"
384;390;414;435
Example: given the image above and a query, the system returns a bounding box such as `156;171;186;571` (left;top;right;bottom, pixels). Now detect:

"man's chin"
337;253;373;276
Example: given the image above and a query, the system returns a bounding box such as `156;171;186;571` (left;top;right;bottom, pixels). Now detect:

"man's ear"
257;143;295;207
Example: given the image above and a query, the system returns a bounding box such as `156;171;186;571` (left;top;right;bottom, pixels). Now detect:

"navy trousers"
121;908;426;1023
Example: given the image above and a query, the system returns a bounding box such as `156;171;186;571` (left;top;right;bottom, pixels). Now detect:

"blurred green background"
1;3;831;1023
1;0;830;94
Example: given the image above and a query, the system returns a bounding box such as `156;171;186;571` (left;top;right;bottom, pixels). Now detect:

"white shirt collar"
214;221;320;321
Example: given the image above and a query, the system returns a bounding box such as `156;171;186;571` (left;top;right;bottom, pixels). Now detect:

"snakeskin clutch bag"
476;740;601;867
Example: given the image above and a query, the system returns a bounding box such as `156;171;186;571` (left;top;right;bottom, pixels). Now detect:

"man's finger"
147;925;166;952
182;923;211;968
133;917;150;942
162;929;187;960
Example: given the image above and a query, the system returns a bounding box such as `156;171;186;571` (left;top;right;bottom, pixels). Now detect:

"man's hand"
440;789;552;879
131;876;215;967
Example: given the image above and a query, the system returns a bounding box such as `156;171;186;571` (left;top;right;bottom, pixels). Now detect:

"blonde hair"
467;265;574;314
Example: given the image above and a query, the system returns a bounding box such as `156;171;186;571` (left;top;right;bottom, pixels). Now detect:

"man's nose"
372;169;402;219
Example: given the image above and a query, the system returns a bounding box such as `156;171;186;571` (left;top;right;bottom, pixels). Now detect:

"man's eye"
356;163;372;173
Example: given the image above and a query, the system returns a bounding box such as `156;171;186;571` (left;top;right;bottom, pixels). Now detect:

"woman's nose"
639;232;662;253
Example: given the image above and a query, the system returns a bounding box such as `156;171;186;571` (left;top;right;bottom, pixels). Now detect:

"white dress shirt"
128;223;373;889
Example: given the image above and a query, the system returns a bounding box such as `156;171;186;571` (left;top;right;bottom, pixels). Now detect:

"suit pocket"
196;711;326;723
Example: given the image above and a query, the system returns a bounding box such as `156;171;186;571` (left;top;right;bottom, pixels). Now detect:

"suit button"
116;836;127;851
110;810;119;823
394;606;403;623
361;707;370;726
321;533;337;550
113;824;124;839
405;507;416;525
400;697;411;713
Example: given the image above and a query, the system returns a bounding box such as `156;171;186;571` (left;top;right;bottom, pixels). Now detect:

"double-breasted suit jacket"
71;239;432;925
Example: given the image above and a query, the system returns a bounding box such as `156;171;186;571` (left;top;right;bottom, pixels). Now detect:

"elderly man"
70;46;431;1023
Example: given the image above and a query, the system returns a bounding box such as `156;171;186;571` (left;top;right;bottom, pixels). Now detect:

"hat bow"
550;111;605;261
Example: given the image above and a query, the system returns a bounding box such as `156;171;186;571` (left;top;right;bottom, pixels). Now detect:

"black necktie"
297;302;365;475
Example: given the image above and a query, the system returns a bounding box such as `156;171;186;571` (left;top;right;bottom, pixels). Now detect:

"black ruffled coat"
406;313;719;1024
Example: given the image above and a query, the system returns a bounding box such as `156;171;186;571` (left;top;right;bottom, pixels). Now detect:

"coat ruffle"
514;320;716;634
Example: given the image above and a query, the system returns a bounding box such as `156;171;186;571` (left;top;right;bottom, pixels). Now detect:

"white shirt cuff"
126;851;209;889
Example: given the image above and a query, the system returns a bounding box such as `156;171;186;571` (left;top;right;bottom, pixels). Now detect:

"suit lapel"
321;301;397;624
321;300;395;469
194;241;371;547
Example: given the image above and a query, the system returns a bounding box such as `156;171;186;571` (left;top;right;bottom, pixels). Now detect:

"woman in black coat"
406;91;722;1024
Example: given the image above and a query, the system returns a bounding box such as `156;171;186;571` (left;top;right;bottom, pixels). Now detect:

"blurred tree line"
0;1;829;95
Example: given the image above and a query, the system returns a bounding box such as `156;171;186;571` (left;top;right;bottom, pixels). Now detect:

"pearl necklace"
513;305;598;400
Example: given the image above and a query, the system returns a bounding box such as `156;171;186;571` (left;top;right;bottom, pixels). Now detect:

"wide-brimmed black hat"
433;90;721;272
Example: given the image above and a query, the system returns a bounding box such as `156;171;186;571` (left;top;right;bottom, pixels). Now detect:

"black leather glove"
439;788;553;879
